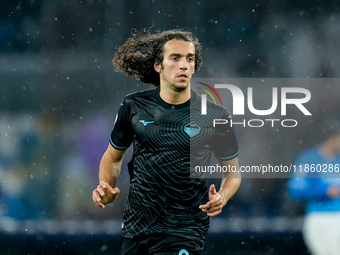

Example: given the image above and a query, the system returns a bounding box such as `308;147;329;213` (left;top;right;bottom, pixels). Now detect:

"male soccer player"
92;29;241;255
288;121;340;255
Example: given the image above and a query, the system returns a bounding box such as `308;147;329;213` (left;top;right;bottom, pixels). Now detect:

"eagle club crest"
184;121;200;137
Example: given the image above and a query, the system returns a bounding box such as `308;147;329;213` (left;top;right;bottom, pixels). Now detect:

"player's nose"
179;59;188;70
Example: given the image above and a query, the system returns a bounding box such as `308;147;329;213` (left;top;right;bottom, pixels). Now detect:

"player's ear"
154;61;161;73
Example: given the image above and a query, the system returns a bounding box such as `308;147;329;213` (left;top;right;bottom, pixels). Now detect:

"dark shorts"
120;234;204;255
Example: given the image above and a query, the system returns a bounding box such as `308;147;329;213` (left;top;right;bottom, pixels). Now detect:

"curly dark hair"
112;29;202;86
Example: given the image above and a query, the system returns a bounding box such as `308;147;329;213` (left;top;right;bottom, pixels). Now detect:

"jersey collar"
155;87;197;109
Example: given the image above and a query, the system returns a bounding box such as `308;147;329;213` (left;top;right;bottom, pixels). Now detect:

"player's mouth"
177;73;188;80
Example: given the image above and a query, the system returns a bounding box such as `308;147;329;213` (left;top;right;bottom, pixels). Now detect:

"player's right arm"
92;144;127;208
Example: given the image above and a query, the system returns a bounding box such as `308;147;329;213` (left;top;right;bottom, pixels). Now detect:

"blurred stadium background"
1;0;340;254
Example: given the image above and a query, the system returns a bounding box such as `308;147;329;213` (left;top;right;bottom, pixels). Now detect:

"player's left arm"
199;157;241;217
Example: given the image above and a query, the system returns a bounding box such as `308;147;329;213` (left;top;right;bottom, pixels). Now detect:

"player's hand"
199;184;223;217
92;181;120;208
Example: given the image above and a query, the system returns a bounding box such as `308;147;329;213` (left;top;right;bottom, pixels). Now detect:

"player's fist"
92;181;120;208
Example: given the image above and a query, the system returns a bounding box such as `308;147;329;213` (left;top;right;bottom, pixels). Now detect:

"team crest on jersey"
184;121;200;137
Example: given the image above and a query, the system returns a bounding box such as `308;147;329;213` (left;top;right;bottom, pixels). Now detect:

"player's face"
154;39;195;91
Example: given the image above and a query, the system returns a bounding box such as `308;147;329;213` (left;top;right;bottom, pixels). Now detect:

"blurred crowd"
1;0;340;221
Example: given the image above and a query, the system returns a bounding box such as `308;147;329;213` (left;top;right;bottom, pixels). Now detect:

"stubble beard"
171;82;189;92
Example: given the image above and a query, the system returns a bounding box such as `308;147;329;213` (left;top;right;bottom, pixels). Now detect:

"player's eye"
188;57;194;62
172;56;178;61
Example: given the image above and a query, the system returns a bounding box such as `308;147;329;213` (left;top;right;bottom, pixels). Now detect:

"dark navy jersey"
110;87;239;242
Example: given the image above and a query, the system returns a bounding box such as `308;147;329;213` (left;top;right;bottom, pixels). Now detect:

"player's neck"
159;84;191;105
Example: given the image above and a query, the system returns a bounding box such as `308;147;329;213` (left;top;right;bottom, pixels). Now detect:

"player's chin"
173;82;190;91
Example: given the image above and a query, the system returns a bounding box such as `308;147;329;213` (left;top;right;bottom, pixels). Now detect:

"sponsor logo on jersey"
139;120;155;126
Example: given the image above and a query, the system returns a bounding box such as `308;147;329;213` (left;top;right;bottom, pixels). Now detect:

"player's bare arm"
92;145;127;208
199;157;241;217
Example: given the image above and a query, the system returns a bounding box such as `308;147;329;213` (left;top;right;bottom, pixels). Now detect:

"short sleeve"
211;109;239;161
110;99;134;150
